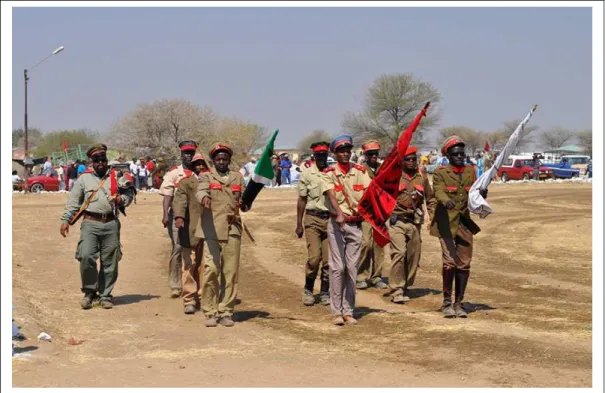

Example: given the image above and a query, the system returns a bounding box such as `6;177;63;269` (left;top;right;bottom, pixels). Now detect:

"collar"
337;162;351;175
451;165;466;174
403;170;418;180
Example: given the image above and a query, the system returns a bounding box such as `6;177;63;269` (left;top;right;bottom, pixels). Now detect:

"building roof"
543;144;585;153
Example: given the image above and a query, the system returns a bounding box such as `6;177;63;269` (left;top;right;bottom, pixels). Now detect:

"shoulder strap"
69;174;110;226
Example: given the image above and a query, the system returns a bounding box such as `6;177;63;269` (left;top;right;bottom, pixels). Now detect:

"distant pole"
24;69;30;193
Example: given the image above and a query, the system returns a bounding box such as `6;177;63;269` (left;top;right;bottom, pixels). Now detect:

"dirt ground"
11;182;593;388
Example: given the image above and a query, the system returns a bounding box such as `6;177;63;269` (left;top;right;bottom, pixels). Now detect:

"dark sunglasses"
92;156;107;163
365;150;379;156
403;157;417;162
450;152;466;157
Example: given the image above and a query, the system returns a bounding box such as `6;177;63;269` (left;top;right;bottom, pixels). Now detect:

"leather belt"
83;211;116;223
306;209;330;219
396;214;415;224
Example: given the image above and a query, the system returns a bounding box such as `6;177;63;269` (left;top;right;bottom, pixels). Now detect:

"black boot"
302;277;316;306
454;270;469;318
441;266;456;318
319;279;330;306
305;277;316;293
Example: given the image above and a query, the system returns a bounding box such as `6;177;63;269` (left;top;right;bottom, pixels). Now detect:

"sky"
10;6;593;149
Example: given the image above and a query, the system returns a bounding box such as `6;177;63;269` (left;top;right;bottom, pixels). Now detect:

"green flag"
251;129;279;185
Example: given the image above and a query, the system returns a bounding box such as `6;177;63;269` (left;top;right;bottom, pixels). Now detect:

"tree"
484;130;508;152
12;127;42;149
539;127;573;150
342;73;442;150
499;119;539;152
108;98;219;160
437;126;485;155
33;128;99;158
575;129;592;155
296;129;334;154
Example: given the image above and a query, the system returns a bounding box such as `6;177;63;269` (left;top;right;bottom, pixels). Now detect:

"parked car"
13;173;61;192
560;155;591;172
542;159;581;179
497;155;554;182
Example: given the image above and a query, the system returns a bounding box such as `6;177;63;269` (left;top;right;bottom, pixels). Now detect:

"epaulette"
124;172;134;182
353;164;366;173
304;160;314;168
322;167;335;174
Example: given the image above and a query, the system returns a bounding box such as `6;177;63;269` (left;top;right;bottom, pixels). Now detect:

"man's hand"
162;214;170;228
335;212;345;227
479;188;488;199
202;196;212;209
444;199;456;210
295;225;304;238
60;222;70;238
175;217;185;228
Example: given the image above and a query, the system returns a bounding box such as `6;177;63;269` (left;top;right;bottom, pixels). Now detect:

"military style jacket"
159;164;191;198
61;169;134;223
430;164;479;238
364;162;381;180
393;169;437;221
297;162;329;212
321;164;372;217
195;167;245;241
172;172;205;248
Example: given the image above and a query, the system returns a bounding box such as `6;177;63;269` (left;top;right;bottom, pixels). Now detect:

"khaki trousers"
388;221;422;296
201;233;241;318
182;242;203;306
167;209;183;292
357;220;385;284
327;219;362;317
439;224;473;271
304;214;330;285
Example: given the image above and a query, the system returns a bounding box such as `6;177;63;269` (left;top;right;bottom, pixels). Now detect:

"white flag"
468;105;538;218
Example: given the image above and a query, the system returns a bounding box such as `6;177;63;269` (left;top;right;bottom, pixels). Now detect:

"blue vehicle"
542;159;581;179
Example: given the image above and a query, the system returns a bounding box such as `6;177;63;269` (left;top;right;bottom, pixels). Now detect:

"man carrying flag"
321;136;372;326
296;141;332;307
430;136;487;318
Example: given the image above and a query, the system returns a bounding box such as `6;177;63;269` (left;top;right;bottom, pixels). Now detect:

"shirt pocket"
307;183;321;199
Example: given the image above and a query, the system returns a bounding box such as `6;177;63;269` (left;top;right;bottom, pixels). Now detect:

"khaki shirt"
195;168;245;241
61;170;134;223
159;165;190;197
172;173;203;248
297;162;329;212
393;170;437;218
429;165;478;238
321;164;372;216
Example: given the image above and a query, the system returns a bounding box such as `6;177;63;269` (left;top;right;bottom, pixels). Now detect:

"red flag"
62;140;67;152
358;102;431;247
484;141;490;153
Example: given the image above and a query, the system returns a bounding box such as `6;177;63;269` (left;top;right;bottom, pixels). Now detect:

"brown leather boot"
441;266;456;318
454;270;469;318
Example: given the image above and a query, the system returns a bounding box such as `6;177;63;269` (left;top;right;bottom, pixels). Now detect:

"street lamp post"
23;45;65;193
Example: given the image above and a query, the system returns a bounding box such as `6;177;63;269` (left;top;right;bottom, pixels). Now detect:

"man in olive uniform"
357;140;387;290
387;146;437;304
60;144;135;310
172;152;209;314
430;136;487;318
159;140;198;298
196;143;245;327
296;141;331;307
321;135;372;326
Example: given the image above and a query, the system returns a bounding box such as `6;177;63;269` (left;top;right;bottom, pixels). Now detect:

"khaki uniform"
297;163;330;292
195;168;245;318
388;170;437;298
61;169;134;299
159;165;193;293
172;174;205;308
430;164;479;308
357;162;386;285
321;164;372;317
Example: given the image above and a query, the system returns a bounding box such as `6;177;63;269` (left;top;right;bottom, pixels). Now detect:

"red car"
497;155;554;182
13;172;61;192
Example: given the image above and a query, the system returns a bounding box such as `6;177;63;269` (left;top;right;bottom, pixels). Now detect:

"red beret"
209;143;233;158
362;140;381;152
404;146;417;156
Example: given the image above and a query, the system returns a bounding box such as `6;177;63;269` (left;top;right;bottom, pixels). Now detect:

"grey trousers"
327;219;362;317
166;209;183;291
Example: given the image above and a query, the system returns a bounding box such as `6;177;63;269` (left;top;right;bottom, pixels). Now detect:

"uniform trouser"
182;241;203;306
357;220;385;284
75;218;122;299
201;233;241;318
439;224;473;271
304;214;330;291
327;219;362;317
166;209;183;292
388;221;422;296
